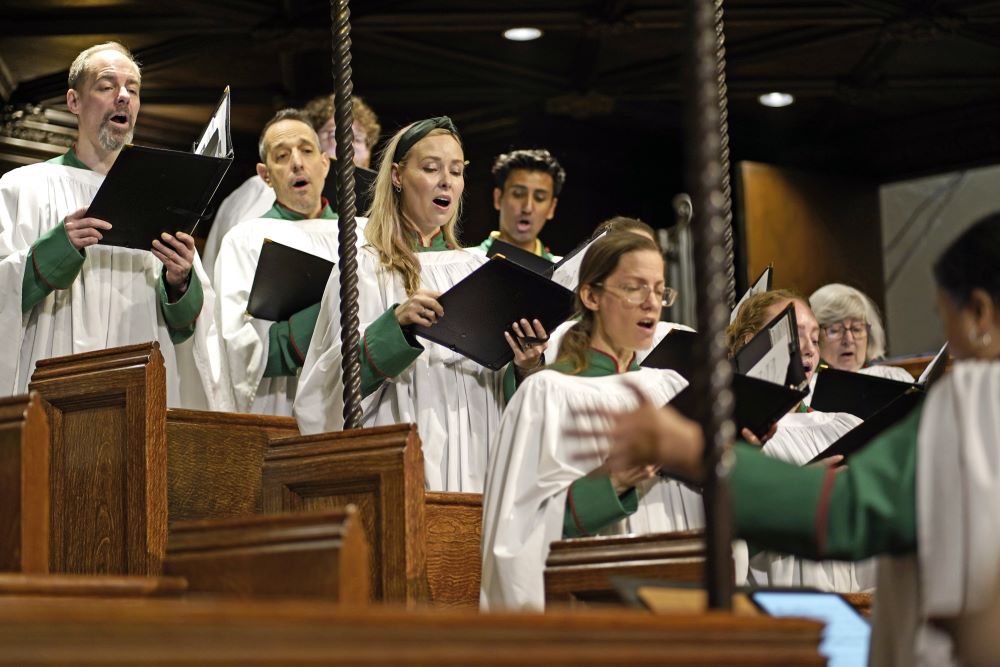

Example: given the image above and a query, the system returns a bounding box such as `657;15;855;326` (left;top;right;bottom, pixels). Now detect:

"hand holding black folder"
641;329;808;439
88;87;234;250
411;256;575;370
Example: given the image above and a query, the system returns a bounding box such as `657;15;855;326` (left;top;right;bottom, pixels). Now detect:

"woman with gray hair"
809;283;914;382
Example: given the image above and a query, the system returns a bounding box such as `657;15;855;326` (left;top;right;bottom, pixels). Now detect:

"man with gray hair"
0;42;223;409
213;108;366;415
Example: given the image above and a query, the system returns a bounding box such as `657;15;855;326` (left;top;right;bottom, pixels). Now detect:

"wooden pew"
166;409;298;522
545;531;706;605
28;343;167;576
546;532;876;617
0;573;185;598
0;596;826;665
262;425;484;607
165;508;369;605
0;392;49;574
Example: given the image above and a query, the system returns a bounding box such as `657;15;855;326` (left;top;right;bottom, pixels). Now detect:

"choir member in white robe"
583;213;1000;667
295;117;546;492
0;42;224;409
810;282;915;382
727;289;876;591
215;109;366;415
202;94;380;275
481;233;722;611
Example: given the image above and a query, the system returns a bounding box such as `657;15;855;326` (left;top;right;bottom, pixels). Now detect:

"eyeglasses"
821;321;870;341
593;283;678;308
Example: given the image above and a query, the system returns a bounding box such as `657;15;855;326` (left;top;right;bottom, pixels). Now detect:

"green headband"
392;116;459;163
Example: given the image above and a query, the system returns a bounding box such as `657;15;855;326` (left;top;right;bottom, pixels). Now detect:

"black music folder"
90;87;233;249
644;323;808;438
733;303;807;389
485;238;555;275
246;239;335;322
667;373;808;440
807;390;923;464
810;367;915;420
411;256;575;370
322;162;377;215
640;329;698;378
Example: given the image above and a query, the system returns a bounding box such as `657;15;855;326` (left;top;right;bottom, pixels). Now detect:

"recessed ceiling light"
758;92;795;108
503;27;543;42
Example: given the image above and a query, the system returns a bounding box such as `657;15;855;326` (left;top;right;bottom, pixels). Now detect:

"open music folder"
411;256;575;370
811;343;949;419
485;238;555;275
641;324;808;439
246;239;335;322
731;265;772;323
88;87;234;249
807;390;924;464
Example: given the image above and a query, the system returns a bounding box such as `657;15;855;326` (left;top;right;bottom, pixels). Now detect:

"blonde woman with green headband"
294;117;546;492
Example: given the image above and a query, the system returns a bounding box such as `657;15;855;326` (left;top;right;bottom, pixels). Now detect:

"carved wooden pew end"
165;508;370;605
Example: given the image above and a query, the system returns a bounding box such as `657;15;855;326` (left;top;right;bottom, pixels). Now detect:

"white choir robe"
480;368;719;612
859;363;917;382
0;160;226;410
751;409;875;592
872;360;1000;667
201;174;275;276
544;319;695;366
294;247;503;492
214;214;366;416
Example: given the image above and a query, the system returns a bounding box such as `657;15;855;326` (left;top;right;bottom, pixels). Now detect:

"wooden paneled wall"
737;162;884;310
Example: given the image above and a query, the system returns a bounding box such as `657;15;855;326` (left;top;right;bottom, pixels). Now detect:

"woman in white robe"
294;117;545;492
481;233;715;611
810;282;915;382
585;212;1000;667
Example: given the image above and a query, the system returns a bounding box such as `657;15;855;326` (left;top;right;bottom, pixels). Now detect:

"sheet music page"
746;339;791;385
550;231;606;290
730;266;772;323
917;342;949;385
194;87;231;158
745;311;793;385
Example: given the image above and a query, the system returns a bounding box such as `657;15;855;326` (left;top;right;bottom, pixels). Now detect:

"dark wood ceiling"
3;0;1000;250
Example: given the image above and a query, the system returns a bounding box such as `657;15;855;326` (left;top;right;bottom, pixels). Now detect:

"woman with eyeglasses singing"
810;283;914;382
480;231;710;611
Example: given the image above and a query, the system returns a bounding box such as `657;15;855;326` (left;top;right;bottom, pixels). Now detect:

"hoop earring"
394;185;401;194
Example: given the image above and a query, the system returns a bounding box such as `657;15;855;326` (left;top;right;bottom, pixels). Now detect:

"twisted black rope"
715;0;736;309
685;0;736;610
331;0;363;429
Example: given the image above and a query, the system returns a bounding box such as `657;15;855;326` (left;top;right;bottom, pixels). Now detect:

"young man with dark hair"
477;148;565;259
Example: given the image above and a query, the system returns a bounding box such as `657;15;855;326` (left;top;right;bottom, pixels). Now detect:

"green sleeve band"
732;444;827;558
562;475;639;538
502;364;519;402
822;407;919;559
264;302;322;378
22;222;85;312
159;269;204;344
732;406;920;561
359;306;423;397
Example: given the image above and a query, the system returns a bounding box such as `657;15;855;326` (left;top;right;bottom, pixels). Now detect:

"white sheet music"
746;318;792;385
550;231;607;291
917;342;949;385
730;265;772;323
194;86;232;158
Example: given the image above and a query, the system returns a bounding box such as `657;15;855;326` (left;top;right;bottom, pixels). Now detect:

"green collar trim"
264;198;336;221
485;230;552;258
409;228;450;253
47;147;91;172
